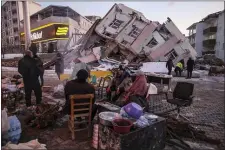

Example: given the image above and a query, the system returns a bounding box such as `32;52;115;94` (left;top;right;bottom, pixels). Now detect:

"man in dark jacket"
30;43;44;86
64;69;97;121
55;52;64;80
186;57;195;79
166;58;174;75
18;50;42;107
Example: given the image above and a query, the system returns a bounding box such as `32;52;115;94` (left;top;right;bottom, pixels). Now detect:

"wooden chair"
68;94;94;140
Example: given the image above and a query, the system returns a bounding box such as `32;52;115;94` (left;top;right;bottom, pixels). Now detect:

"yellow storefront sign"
56;27;69;36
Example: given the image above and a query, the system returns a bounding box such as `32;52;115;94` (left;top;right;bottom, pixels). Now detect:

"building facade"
187;10;224;60
95;4;197;64
85;16;101;23
20;5;93;53
1;1;41;46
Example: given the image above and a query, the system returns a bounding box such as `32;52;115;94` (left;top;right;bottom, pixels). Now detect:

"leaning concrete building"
19;5;93;53
75;4;197;65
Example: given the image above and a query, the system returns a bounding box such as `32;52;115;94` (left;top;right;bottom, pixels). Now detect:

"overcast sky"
39;1;224;35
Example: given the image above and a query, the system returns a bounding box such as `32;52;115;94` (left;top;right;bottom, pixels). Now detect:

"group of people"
166;57;195;79
107;66;149;109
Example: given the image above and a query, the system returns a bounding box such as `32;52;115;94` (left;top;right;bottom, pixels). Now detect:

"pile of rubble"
195;54;225;75
196;54;224;66
46;3;197;70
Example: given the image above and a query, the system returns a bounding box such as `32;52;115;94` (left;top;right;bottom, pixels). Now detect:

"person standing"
166;58;174;75
55;52;64;80
186;57;195;79
174;61;183;77
18;49;42;107
30;43;44;87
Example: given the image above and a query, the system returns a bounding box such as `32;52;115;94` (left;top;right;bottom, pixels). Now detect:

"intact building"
20;5;93;53
187;10;224;60
1;1;41;46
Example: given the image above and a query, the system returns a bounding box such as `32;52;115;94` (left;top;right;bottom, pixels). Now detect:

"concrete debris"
52;3;198;69
208;66;225;76
195;54;225;66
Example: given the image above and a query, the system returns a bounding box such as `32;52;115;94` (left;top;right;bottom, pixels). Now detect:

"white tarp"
140;62;168;73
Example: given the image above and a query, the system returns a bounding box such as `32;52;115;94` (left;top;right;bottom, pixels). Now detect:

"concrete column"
39;42;42;53
22;1;31;51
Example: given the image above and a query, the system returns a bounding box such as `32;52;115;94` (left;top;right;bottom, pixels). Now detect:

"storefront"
20;23;69;53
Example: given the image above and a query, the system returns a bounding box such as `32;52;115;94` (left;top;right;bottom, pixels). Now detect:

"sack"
52;84;65;98
2;108;9;133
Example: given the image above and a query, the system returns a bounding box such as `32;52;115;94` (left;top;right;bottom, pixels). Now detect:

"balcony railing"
203;26;217;35
203;39;216;47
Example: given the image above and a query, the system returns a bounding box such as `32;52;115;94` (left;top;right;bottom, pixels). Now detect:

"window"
109;19;124;29
2;32;6;37
128;26;142;38
146;38;158;48
9;37;14;44
164;49;178;60
121;40;128;45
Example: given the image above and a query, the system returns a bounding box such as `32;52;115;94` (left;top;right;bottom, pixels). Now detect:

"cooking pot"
99;112;120;126
123;102;143;119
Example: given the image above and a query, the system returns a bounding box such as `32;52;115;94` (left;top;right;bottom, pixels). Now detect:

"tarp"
140;62;168;73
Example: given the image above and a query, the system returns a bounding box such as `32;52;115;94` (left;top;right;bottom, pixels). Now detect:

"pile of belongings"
2;75;24;91
25;103;61;128
2;139;46;149
120;102;158;128
2;75;24;110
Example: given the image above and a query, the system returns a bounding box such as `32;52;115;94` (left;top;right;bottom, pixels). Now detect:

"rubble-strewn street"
1;1;224;150
2;69;224;149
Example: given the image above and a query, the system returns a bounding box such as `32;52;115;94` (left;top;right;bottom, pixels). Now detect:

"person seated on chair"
115;70;148;108
64;69;97;121
106;65;128;100
174;61;183;77
111;72;132;102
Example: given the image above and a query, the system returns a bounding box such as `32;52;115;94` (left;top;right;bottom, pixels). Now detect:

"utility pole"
22;1;31;51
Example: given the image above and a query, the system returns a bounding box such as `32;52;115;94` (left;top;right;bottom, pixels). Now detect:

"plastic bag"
2;108;9;133
52;84;65;98
7;84;18;92
3;139;47;149
135;116;150;128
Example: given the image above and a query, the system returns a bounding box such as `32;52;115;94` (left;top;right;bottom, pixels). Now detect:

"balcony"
203;26;217;35
203;39;216;47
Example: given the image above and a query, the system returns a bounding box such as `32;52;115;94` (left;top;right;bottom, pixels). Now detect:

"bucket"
112;119;133;134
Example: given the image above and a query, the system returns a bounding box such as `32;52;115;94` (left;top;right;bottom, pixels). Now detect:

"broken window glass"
121;40;129;45
128;26;142;38
146;38;158;48
164;49;178;60
109;19;124;29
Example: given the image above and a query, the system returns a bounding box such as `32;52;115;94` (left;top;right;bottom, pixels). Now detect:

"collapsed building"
46;3;197;69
